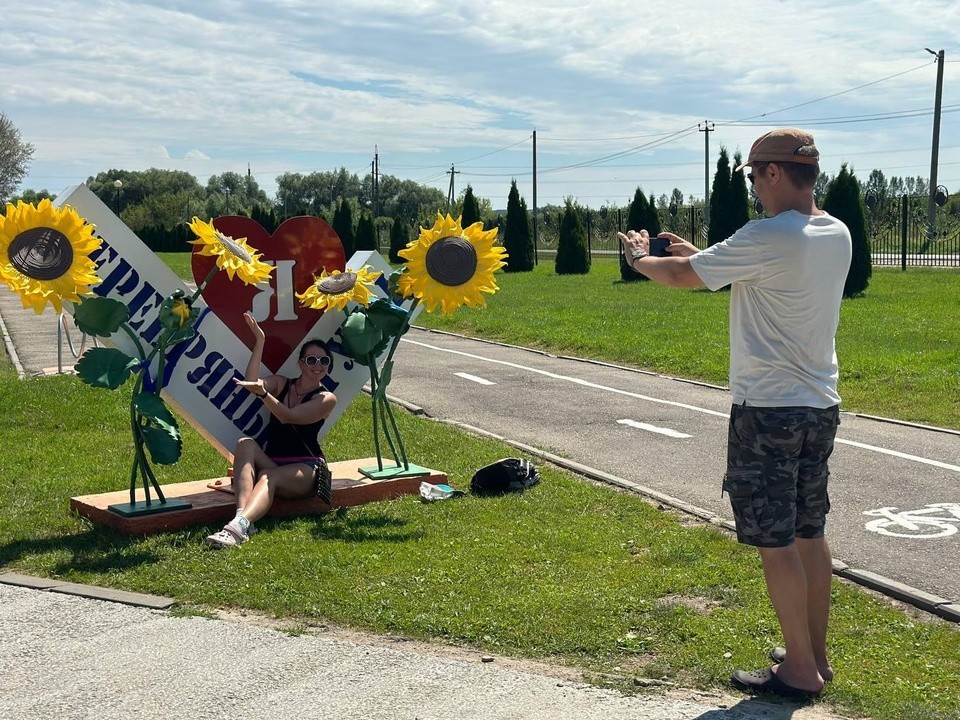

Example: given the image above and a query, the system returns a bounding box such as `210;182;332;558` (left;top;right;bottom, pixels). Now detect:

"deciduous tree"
0;113;34;204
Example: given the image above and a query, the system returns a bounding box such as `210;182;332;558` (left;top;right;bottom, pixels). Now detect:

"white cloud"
1;0;957;203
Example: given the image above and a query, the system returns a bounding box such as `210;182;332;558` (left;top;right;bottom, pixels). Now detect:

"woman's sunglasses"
302;354;331;368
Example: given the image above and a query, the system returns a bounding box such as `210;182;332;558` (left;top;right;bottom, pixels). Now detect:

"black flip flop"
731;666;822;699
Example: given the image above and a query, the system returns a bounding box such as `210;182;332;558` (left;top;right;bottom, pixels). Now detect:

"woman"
206;312;337;548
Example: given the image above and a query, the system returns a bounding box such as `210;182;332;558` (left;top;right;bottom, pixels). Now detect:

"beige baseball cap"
734;128;819;171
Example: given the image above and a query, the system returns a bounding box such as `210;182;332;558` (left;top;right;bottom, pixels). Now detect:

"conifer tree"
645;192;662;238
729;151;751;233
502;180;534;272
354;211;377;252
620;187;651;281
332;199;355;260
823;164;872;297
250;202;279;233
460;185;482;229
389;215;409;264
707;147;733;246
555;199;589;275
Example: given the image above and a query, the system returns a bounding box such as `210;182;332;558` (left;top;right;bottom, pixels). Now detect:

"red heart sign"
192;215;345;373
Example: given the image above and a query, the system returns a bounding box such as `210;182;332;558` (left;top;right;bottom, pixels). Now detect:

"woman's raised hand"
244;311;266;343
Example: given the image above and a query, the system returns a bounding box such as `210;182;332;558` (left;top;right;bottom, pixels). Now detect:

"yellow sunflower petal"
296;265;382;312
0;201;102;314
188;217;274;286
397;213;507;316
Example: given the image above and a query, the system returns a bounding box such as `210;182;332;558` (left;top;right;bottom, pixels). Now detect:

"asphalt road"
390;328;960;609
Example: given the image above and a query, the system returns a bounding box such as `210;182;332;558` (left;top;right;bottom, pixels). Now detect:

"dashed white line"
618;419;692;438
401;337;960;473
455;372;496;386
401;337;729;417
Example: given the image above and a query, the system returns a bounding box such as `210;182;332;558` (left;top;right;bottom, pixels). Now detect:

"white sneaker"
205;521;249;548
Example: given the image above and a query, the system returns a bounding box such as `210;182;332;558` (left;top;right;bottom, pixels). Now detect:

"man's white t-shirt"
688;210;852;408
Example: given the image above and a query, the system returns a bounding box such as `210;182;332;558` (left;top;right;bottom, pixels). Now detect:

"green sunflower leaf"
365;298;409;337
164;324;197;346
133;393;179;435
340;311;383;363
73;297;129;337
75;348;139;389
141;424;182;465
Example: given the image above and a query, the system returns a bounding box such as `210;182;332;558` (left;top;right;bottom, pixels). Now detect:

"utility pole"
374;145;380;217
699;121;714;229
446;164;459;212
532;129;538;265
374;145;380;250
925;48;945;244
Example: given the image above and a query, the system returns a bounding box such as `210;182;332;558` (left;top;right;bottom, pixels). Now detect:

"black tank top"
263;379;326;460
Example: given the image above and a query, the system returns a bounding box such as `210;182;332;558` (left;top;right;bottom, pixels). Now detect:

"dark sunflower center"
318;271;358;294
425;236;477;287
8;227;74;281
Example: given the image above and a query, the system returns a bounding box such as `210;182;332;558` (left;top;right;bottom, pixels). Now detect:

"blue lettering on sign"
184;340;268;440
125;283;166;345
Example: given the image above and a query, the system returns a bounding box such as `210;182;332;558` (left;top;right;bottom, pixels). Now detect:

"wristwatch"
630;248;648;261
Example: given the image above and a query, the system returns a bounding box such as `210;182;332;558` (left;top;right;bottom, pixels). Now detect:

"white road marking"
834;438;960;473
400;337;960;474
402;338;729;417
618;419;692;438
455;372;496;386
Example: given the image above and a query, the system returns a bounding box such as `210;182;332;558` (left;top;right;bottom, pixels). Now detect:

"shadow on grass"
0;528;162;576
305;507;424;544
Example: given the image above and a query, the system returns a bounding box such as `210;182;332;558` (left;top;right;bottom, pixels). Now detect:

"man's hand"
657;232;700;258
618;229;650;261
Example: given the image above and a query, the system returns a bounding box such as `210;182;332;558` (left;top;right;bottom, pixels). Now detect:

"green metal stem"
380;391;410;470
367;359;385;472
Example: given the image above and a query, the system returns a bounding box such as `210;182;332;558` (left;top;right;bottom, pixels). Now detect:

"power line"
725;60;935;124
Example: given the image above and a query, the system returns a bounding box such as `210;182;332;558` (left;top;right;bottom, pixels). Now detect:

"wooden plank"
71;458;446;536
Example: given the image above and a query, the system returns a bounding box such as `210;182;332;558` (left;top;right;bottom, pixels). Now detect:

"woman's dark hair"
299;338;330;359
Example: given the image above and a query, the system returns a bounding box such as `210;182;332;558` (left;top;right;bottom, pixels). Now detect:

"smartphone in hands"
649;236;671;257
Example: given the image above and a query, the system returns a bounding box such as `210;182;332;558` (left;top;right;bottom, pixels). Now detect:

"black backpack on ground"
470;458;540;496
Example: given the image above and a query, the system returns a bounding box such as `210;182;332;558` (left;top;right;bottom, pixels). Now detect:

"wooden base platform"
71;458;446;536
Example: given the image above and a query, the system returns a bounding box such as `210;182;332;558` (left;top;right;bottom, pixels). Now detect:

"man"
618;128;851;698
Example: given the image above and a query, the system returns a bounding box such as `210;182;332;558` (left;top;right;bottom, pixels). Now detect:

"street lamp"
113;179;122;215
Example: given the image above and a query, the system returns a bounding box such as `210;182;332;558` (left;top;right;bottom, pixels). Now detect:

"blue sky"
3;0;959;209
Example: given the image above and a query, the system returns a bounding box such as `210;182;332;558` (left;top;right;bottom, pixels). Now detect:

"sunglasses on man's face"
302;354;331;368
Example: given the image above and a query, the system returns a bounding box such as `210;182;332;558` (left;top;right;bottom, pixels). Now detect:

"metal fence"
868;195;960;268
528;205;709;258
517;198;959;268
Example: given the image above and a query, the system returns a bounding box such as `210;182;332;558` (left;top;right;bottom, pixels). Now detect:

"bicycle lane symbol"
863;503;960;539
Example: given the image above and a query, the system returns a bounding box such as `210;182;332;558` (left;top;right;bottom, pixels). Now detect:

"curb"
386;392;960;625
0;572;175;610
0;304;27;379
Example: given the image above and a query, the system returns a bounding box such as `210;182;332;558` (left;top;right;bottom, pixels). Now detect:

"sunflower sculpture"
296;213;507;479
398;212;507;315
0;199;102;313
66;216;273;515
189;216;273;285
296;265;381;312
297;264;416;477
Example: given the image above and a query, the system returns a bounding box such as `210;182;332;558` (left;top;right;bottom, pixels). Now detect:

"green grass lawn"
0;362;958;720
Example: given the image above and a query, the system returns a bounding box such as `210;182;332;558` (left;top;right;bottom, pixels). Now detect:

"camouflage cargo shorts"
723;404;840;548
